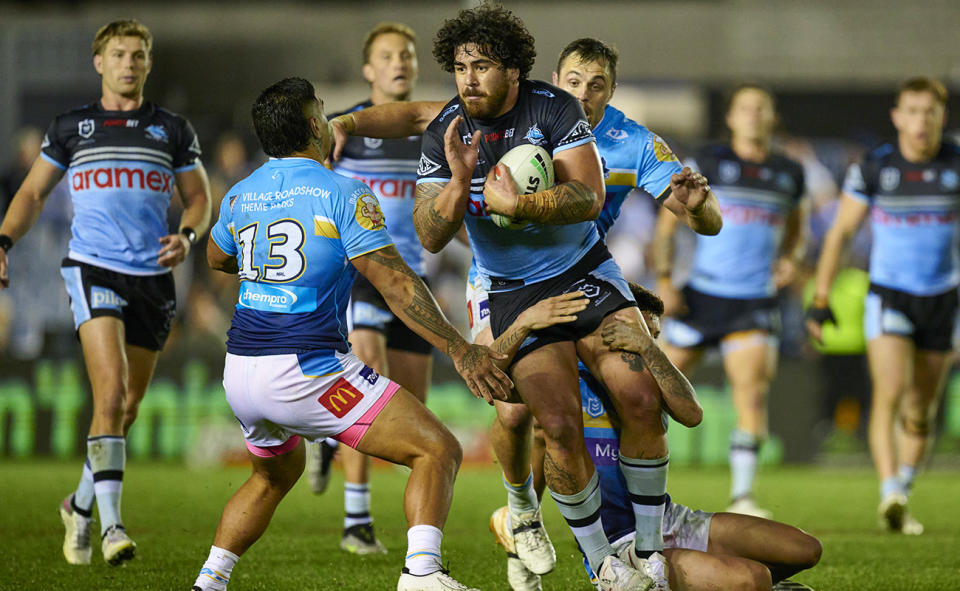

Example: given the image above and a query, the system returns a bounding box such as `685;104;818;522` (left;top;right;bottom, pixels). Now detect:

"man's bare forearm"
362;247;467;357
414;181;468;253
513;180;602;225
489;323;531;371
684;191;722;235
337;101;444;139
630;337;702;427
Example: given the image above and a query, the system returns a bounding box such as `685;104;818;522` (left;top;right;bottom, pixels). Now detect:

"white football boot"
510;507;556;575
397;568;480;591
101;524;137;566
489;506;542;591
617;542;670;591
596;554;655;591
59;495;92;565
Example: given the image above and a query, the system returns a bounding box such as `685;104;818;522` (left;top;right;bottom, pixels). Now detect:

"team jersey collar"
94;100;154;117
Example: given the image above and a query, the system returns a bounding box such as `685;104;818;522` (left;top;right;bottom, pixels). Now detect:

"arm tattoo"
414;182;461;250
515;180;600;225
492;324;529;358
543;450;581;495
365;246;464;357
636;340;697;406
620;352;646;373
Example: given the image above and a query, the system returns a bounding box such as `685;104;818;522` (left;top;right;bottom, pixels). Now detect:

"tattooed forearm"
620;352;646;373
635;339;700;415
364;246;465;357
543;450;582;494
514;180;601;225
414;182;463;252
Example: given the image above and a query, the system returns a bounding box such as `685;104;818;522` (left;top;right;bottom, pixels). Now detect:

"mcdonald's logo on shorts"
318;378;365;418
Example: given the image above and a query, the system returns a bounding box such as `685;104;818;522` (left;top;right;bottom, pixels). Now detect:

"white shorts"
610;500;714;554
223;350;400;456
465;273;491;342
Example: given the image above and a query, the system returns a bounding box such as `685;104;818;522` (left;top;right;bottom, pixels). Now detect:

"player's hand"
483;164;519;217
452;343;514;405
516;291;589;330
774;256;800;290
327;116;352;163
657;277;687;317
670;167;711;213
601;310;653;354
157;233;191;268
804;302;837;344
444;116;481;183
0;248;9;289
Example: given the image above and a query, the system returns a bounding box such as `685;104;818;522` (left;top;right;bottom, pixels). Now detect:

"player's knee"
615;388;662;428
496;403;533;433
537;413;582;453
799;533;823;569
420;425;462;472
745;561;773;591
901;414;931;437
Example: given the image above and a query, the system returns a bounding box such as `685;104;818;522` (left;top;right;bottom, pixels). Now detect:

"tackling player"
654;84;807;518
0;20;212;567
191;77;511;591
305;21;426;557
807;77;960;535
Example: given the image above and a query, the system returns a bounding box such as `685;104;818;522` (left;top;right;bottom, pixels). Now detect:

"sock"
324;437;340;449
881;476;906;498
344;482;372;529
504;472;539;515
729;430;761;500
194;545;239;590
404;524;443;575
88;435;125;536
898;464;918;493
549;470;611;573
619;453;667;557
72;459;95;517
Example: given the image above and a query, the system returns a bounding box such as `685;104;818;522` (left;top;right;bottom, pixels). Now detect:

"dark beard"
460;84;510;120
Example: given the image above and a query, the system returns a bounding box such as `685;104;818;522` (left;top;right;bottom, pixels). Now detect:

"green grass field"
0;460;956;590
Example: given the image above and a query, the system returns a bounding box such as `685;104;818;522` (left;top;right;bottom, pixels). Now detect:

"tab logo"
318;378;365;418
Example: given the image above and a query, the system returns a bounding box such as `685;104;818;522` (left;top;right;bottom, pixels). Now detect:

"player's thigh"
349;328;389;374
386;349;432;402
248;439;306;490
78;316;128;399
577;307;662;425
866;334;914;399
510;341;582;443
907;348;954;410
663;547;771;591
720;332;777;393
352;386;460;467
706;512;820;568
494;398;533;431
124;343;160;406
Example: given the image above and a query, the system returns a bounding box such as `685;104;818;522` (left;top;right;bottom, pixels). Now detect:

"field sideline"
0;461;956;590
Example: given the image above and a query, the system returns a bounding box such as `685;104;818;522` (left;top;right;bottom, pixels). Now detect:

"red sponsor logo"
718;204;784;226
70;167;174;193
104;119;126;127
871;208;958;226
317;377;365;418
351;175;416;199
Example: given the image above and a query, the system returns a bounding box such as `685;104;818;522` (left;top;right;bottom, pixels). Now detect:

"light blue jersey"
210;157;394;374
843;142;960;295
687;144;805;299
593;105;682;237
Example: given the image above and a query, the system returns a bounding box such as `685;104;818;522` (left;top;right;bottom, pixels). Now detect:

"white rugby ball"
490;144;555;229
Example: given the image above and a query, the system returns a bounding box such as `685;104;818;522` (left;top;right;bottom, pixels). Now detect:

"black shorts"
489;241;635;365
347;273;433;355
662;285;780;349
59;258;176;351
865;283;959;351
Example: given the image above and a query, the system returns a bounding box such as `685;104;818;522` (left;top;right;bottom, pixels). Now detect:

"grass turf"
0;460;956;590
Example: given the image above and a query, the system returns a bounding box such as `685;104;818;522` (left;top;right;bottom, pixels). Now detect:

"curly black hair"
629;282;665;316
432;2;536;80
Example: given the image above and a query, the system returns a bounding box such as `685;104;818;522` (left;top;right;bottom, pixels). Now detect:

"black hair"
433;2;536;80
251;77;317;158
629;282;664;316
556;38;619;84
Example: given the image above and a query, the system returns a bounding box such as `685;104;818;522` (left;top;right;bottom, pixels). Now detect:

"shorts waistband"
487;241;611;294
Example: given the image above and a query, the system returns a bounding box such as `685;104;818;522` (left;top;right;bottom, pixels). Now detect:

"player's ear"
93;53;103;75
609;82;617;101
362;63;375;85
552;71;559;85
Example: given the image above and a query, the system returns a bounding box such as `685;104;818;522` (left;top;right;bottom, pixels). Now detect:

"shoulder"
863;143;896;166
425;97;463;134
152;103;193;127
769;150;805;177
49;103;96;131
524;80;575;110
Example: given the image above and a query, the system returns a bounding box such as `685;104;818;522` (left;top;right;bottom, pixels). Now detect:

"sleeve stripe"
552;136;596;156
844;190;871;203
347;242;395;260
173;162;200;174
654;184;673;202
416;177;451;185
40;152;67;171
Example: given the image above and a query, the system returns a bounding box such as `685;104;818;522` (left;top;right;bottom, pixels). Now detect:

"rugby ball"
490;144;555;229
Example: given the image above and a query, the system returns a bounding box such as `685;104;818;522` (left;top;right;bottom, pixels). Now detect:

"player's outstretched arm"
159;164;213;268
490;291;589;370
601;310;703;427
353;244;513;403
0;157;65;289
774;199;809;289
652;209;686;317
206;234;238;274
806;193;869;343
483;142;605;225
329;101;445;162
413;116;481;252
660;167;722;235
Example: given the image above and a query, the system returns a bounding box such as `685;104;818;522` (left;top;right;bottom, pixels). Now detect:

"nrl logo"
78;119;95;139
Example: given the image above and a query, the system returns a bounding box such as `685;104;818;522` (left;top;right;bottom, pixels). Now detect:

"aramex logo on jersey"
318;378;365;418
354;194;386;231
652;134;678;162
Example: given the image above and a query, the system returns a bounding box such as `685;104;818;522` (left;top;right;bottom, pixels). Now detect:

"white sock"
729;430;760;500
503;472;539;515
404;525;443;576
72;459;95;517
898;464;918;493
89;435;125;535
194;545;239;590
549;470;612;573
618;454;668;556
344;482;372;529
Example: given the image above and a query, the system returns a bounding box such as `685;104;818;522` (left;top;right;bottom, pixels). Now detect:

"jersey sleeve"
173;118;202;172
549;95;595;156
841;161;872;203
337;181;395;259
636;130;682;202
39;116;69;170
416;120;453;185
210;194;237;256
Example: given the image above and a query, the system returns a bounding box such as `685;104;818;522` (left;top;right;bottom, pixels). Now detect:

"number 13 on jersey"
236;219;307;283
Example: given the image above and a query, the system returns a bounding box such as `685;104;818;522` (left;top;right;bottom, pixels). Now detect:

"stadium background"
2;0;960;469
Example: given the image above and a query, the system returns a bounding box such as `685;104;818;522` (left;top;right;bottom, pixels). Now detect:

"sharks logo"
524;124;545;146
145;124;169;143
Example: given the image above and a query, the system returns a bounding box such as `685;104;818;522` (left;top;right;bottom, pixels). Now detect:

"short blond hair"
92;19;153;56
897;76;948;106
362;22;417;64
